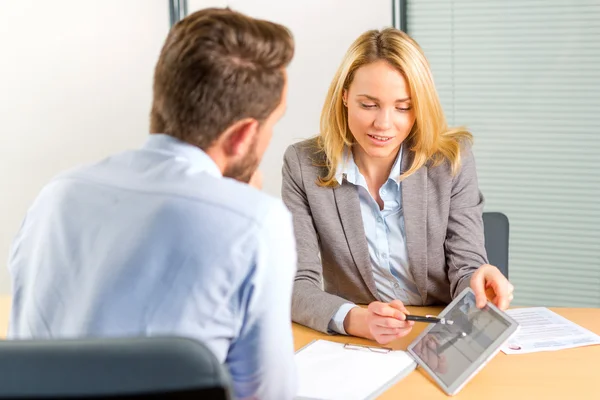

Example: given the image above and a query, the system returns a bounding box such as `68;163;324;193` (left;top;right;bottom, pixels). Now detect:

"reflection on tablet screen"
411;291;512;387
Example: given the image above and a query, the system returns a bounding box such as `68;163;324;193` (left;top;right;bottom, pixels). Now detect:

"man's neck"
203;146;227;175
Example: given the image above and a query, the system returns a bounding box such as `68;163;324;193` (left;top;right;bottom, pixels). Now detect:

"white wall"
0;1;169;294
0;0;391;294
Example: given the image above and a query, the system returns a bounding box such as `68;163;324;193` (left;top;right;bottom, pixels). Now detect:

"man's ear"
221;118;259;157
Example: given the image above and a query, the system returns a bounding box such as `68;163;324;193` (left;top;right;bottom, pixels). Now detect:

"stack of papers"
501;307;600;354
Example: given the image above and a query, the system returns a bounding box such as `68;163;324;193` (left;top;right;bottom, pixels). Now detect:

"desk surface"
1;297;598;399
0;296;9;338
294;306;600;399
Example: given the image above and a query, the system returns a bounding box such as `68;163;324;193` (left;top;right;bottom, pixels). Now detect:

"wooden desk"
294;306;600;399
1;297;597;398
0;296;9;338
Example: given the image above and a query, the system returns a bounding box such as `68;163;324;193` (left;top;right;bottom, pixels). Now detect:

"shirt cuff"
327;303;358;335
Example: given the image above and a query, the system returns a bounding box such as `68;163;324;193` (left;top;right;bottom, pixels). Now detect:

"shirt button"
382;189;387;195
377;217;383;223
394;283;400;288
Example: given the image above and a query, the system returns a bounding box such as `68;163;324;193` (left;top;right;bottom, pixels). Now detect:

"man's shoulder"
37;148;291;226
43;150;133;186
142;175;291;235
207;179;290;226
44;161;287;228
34;162;102;200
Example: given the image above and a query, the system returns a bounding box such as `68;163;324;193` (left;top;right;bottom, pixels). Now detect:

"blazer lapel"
401;145;428;303
333;181;379;300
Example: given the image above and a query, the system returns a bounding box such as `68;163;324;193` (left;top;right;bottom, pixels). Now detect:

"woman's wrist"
343;306;372;339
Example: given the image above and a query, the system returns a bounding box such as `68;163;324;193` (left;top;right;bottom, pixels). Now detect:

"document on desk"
501;307;600;354
295;339;416;400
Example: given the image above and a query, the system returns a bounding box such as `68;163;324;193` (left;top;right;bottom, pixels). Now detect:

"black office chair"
0;336;234;399
482;212;509;279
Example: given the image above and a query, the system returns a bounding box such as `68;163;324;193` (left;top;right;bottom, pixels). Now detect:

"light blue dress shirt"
8;134;297;400
328;147;422;334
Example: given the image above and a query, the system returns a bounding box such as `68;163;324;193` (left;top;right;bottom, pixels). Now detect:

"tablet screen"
408;288;518;394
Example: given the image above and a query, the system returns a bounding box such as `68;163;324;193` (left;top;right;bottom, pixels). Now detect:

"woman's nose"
373;109;392;130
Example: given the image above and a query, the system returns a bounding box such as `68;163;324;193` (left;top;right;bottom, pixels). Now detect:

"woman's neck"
352;145;400;190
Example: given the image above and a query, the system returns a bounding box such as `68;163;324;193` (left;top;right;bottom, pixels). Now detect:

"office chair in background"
482;211;510;279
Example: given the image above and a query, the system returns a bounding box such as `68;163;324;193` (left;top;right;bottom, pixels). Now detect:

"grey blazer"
281;138;488;333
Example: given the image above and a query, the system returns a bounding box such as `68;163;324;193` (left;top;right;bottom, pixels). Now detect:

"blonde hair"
317;28;472;187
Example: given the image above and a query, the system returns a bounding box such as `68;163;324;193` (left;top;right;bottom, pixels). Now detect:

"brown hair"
150;8;294;149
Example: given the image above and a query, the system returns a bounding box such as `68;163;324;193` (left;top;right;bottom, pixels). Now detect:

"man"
8;8;296;400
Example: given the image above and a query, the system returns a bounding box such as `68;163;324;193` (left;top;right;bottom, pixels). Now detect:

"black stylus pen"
405;315;454;325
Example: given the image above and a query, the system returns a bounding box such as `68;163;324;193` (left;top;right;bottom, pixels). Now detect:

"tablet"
407;287;519;396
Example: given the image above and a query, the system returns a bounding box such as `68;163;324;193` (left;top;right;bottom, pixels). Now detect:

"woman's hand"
470;264;514;310
344;300;414;345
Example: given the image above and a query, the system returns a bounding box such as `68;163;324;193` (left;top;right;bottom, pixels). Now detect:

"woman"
281;28;514;345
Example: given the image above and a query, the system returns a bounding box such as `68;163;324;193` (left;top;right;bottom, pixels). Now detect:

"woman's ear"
342;89;348;107
222;118;259;157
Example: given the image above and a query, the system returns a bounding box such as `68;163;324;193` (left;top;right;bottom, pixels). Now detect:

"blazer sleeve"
444;143;489;298
281;145;354;333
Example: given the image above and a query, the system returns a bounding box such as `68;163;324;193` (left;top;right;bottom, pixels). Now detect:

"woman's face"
344;60;416;163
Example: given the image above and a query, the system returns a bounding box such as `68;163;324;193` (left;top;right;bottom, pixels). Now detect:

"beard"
223;139;260;184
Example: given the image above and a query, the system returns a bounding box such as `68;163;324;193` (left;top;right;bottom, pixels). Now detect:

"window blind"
407;0;600;307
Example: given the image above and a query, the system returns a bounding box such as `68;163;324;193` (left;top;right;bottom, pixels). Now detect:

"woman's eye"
360;103;377;109
396;106;412;111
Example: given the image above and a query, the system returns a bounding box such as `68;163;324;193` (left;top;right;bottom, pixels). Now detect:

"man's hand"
344;300;414;345
470;264;514;310
248;170;263;189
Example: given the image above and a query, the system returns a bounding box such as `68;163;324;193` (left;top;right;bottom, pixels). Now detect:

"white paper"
501;307;600;354
295;339;416;400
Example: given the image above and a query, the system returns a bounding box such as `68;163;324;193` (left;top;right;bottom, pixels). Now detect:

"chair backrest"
0;336;233;399
482;212;509;279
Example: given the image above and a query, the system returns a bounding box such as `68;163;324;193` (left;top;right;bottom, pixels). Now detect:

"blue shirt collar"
143;134;222;178
335;146;403;186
